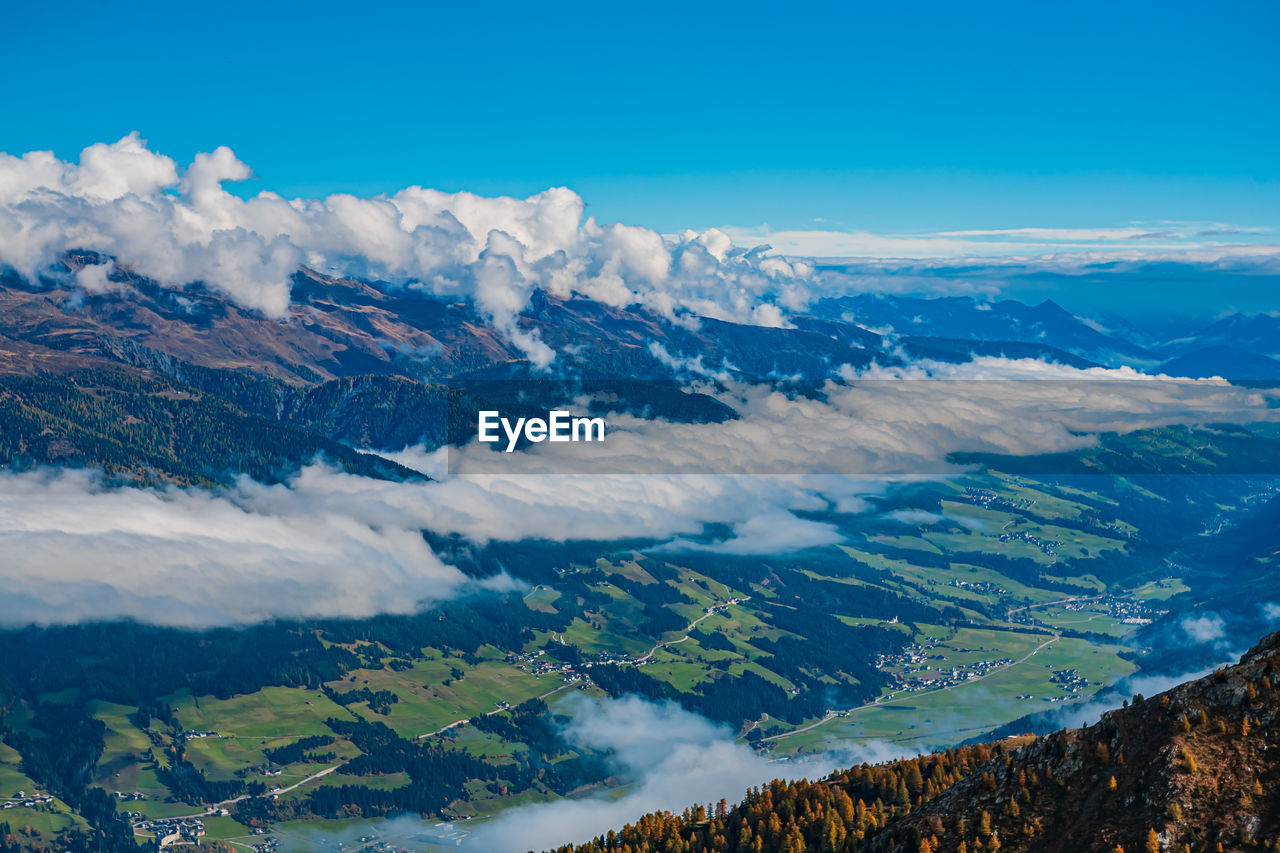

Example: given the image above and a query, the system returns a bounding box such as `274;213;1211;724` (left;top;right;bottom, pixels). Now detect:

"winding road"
635;597;750;664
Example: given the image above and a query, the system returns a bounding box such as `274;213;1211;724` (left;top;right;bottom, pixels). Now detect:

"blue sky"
6;0;1278;239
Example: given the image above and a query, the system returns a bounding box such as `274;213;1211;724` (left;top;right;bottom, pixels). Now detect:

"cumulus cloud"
0;135;813;364
1181;613;1227;644
73;260;116;294
460;695;906;852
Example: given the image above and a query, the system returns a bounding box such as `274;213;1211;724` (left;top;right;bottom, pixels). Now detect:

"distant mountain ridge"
813;294;1159;368
1158;346;1280;381
3;258;1278;389
1160;313;1280;360
1;258;1279;485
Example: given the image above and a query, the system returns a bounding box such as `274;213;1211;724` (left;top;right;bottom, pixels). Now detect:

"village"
1;791;53;811
507;649;599;686
1007;594;1169;629
1062;596;1166;625
959;487;1036;513
131;815;207;848
873;636;1018;693
951;577;1008;596
998;529;1062;559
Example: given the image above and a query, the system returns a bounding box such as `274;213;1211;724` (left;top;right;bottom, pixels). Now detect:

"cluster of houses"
898;656;1016;692
873;637;944;674
508;650;598;686
334;836;407;852
961;486;1134;542
1013;667;1096;703
2;791;53;810
135;816;206;847
875;639;1018;692
1009;594;1168;629
1048;667;1092;692
703;598;745;615
114;791;147;801
247;828;278;853
950;578;1008;596
998;529;1062;558
959;488;1035;513
1083;596;1166;625
179;730;220;739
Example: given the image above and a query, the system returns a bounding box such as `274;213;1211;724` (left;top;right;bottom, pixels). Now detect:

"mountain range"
2;258;1278;398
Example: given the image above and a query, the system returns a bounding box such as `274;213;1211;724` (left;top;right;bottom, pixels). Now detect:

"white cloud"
460;695;907;852
1;361;1275;628
0;135;813;363
0;467;510;628
655;511;845;555
7;136;1278;367
718;223;1280;262
73;260;116;294
446;368;1280;477
1181;614;1227;644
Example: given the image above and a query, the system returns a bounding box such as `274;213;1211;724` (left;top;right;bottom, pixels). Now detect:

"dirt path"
274;764;338;796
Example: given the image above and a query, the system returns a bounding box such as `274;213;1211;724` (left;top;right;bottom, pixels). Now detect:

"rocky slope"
546;631;1280;853
887;632;1280;852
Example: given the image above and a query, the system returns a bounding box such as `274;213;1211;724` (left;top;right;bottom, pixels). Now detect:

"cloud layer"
461;695;906;852
0;467;505;628
2;359;1276;628
722;223;1280;262
445;366;1280;475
